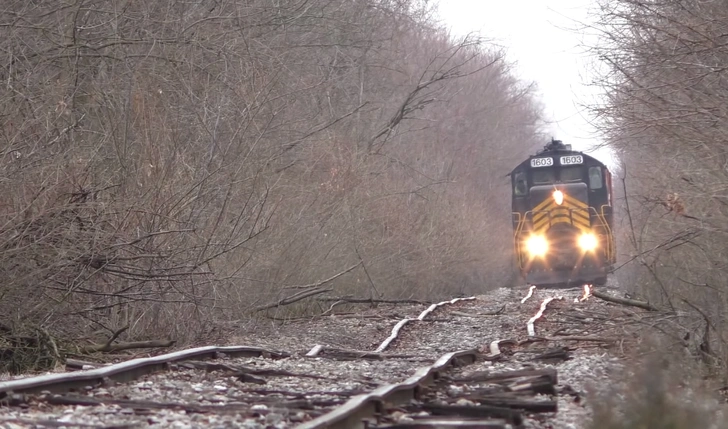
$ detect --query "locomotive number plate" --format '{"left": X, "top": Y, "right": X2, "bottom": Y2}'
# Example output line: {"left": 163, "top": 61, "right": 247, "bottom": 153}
{"left": 530, "top": 157, "right": 553, "bottom": 168}
{"left": 560, "top": 155, "right": 583, "bottom": 165}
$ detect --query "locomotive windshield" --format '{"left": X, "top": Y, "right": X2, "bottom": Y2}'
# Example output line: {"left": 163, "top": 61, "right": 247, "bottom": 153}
{"left": 531, "top": 166, "right": 583, "bottom": 185}
{"left": 589, "top": 166, "right": 603, "bottom": 189}
{"left": 559, "top": 166, "right": 583, "bottom": 182}
{"left": 532, "top": 168, "right": 555, "bottom": 184}
{"left": 514, "top": 171, "right": 527, "bottom": 196}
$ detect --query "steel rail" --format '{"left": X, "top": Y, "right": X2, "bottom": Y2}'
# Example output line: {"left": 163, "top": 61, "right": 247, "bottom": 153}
{"left": 375, "top": 297, "right": 476, "bottom": 353}
{"left": 297, "top": 348, "right": 480, "bottom": 429}
{"left": 0, "top": 345, "right": 287, "bottom": 398}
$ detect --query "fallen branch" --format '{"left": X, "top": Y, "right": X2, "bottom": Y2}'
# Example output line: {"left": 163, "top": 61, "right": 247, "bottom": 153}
{"left": 470, "top": 396, "right": 557, "bottom": 413}
{"left": 0, "top": 416, "right": 134, "bottom": 429}
{"left": 542, "top": 335, "right": 617, "bottom": 343}
{"left": 283, "top": 263, "right": 362, "bottom": 290}
{"left": 529, "top": 347, "right": 571, "bottom": 362}
{"left": 378, "top": 419, "right": 507, "bottom": 429}
{"left": 65, "top": 358, "right": 104, "bottom": 371}
{"left": 451, "top": 305, "right": 505, "bottom": 317}
{"left": 176, "top": 361, "right": 329, "bottom": 380}
{"left": 316, "top": 297, "right": 429, "bottom": 305}
{"left": 454, "top": 368, "right": 557, "bottom": 387}
{"left": 591, "top": 290, "right": 660, "bottom": 311}
{"left": 681, "top": 298, "right": 719, "bottom": 362}
{"left": 78, "top": 340, "right": 175, "bottom": 354}
{"left": 237, "top": 387, "right": 366, "bottom": 398}
{"left": 45, "top": 394, "right": 250, "bottom": 414}
{"left": 420, "top": 403, "right": 522, "bottom": 426}
{"left": 304, "top": 345, "right": 427, "bottom": 361}
{"left": 318, "top": 300, "right": 346, "bottom": 317}
{"left": 102, "top": 326, "right": 129, "bottom": 350}
{"left": 264, "top": 312, "right": 402, "bottom": 322}
{"left": 46, "top": 393, "right": 348, "bottom": 412}
{"left": 254, "top": 287, "right": 332, "bottom": 312}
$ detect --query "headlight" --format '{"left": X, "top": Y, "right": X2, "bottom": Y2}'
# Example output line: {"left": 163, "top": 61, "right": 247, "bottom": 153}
{"left": 525, "top": 235, "right": 548, "bottom": 257}
{"left": 552, "top": 190, "right": 564, "bottom": 205}
{"left": 578, "top": 233, "right": 598, "bottom": 251}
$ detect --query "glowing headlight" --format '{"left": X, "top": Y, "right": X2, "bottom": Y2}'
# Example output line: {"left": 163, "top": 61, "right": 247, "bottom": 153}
{"left": 525, "top": 235, "right": 548, "bottom": 257}
{"left": 578, "top": 233, "right": 598, "bottom": 252}
{"left": 552, "top": 190, "right": 564, "bottom": 205}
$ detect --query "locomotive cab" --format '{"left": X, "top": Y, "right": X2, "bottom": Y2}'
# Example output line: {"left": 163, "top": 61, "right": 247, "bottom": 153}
{"left": 511, "top": 139, "right": 615, "bottom": 287}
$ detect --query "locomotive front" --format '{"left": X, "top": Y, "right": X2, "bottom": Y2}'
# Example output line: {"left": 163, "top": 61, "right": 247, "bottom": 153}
{"left": 511, "top": 140, "right": 615, "bottom": 286}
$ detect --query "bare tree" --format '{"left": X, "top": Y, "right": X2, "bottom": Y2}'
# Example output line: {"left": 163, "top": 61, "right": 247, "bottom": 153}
{"left": 0, "top": 0, "right": 544, "bottom": 370}
{"left": 590, "top": 0, "right": 728, "bottom": 372}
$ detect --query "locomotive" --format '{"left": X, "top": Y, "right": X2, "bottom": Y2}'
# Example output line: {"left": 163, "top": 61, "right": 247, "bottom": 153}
{"left": 510, "top": 139, "right": 615, "bottom": 286}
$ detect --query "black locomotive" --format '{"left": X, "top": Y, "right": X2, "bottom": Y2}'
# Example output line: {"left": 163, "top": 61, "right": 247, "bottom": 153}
{"left": 510, "top": 139, "right": 615, "bottom": 286}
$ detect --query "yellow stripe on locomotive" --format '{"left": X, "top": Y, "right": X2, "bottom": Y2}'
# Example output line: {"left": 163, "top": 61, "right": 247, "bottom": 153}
{"left": 531, "top": 191, "right": 590, "bottom": 234}
{"left": 519, "top": 189, "right": 599, "bottom": 259}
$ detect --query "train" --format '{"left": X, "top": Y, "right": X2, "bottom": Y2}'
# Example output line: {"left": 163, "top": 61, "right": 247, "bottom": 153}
{"left": 510, "top": 139, "right": 616, "bottom": 287}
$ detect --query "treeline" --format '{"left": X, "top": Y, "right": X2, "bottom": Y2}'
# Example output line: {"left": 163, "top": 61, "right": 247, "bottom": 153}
{"left": 593, "top": 0, "right": 728, "bottom": 373}
{"left": 0, "top": 0, "right": 543, "bottom": 345}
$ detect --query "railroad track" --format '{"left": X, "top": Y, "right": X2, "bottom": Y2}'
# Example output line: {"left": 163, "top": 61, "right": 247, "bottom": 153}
{"left": 0, "top": 286, "right": 656, "bottom": 428}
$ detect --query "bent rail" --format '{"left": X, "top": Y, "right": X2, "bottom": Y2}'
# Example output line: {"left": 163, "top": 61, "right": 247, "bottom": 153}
{"left": 0, "top": 345, "right": 288, "bottom": 397}
{"left": 298, "top": 348, "right": 479, "bottom": 429}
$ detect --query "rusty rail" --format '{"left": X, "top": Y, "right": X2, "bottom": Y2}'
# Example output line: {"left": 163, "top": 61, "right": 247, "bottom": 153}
{"left": 0, "top": 345, "right": 287, "bottom": 397}
{"left": 375, "top": 297, "right": 476, "bottom": 352}
{"left": 297, "top": 348, "right": 480, "bottom": 429}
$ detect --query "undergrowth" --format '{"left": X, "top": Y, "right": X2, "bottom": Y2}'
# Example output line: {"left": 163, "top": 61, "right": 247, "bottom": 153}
{"left": 589, "top": 346, "right": 727, "bottom": 429}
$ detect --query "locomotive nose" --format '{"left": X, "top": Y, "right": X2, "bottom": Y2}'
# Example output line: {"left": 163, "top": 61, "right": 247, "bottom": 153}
{"left": 510, "top": 142, "right": 615, "bottom": 286}
{"left": 546, "top": 224, "right": 580, "bottom": 269}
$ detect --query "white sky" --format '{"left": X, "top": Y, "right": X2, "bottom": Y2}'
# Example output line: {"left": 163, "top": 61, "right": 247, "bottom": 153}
{"left": 435, "top": 0, "right": 614, "bottom": 165}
